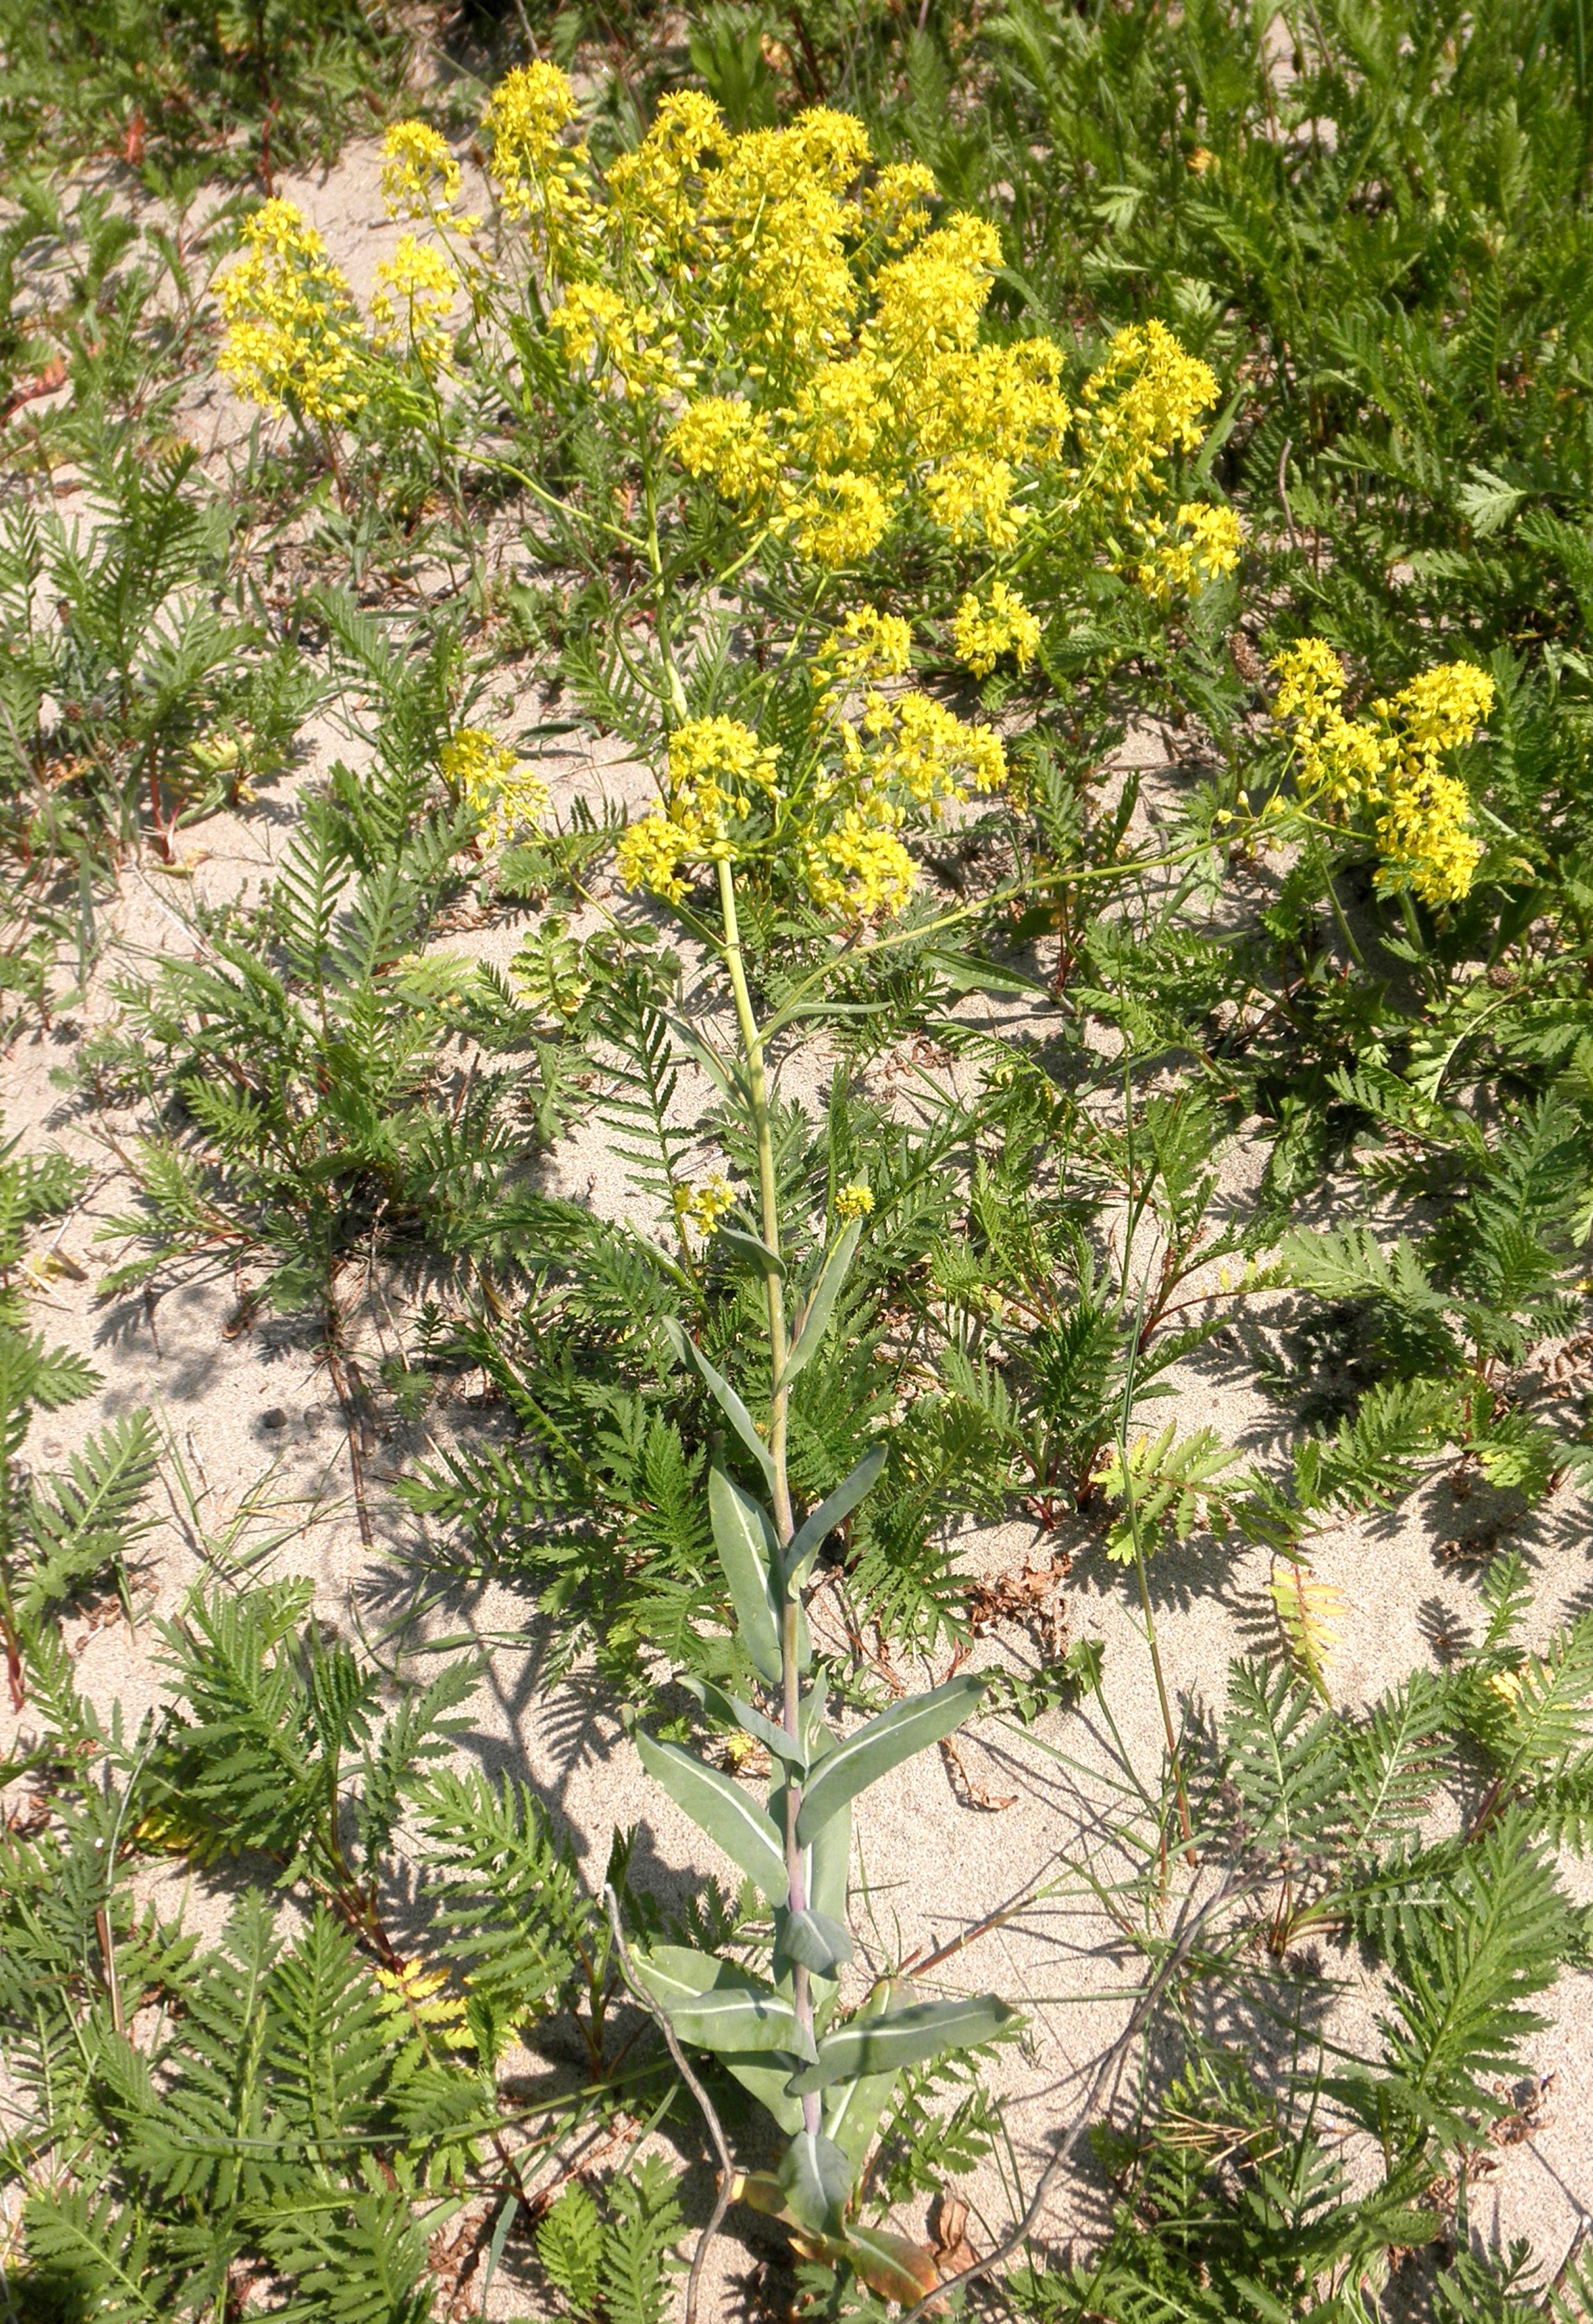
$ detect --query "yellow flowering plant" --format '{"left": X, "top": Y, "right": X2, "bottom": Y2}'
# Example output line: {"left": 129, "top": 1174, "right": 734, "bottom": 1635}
{"left": 452, "top": 69, "right": 1235, "bottom": 708}
{"left": 439, "top": 727, "right": 550, "bottom": 850}
{"left": 1267, "top": 639, "right": 1495, "bottom": 908}
{"left": 614, "top": 609, "right": 1007, "bottom": 925}
{"left": 214, "top": 147, "right": 479, "bottom": 520}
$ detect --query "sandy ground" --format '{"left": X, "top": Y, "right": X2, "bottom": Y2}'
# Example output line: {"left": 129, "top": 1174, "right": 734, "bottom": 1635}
{"left": 2, "top": 133, "right": 1590, "bottom": 2316}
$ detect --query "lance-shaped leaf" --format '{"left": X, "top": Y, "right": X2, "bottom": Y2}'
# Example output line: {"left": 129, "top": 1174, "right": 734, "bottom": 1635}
{"left": 820, "top": 1980, "right": 902, "bottom": 2172}
{"left": 779, "top": 1219, "right": 861, "bottom": 1390}
{"left": 632, "top": 1946, "right": 814, "bottom": 2064}
{"left": 664, "top": 1011, "right": 745, "bottom": 1107}
{"left": 682, "top": 1674, "right": 807, "bottom": 1771}
{"left": 636, "top": 1733, "right": 789, "bottom": 1903}
{"left": 786, "top": 1991, "right": 1015, "bottom": 2095}
{"left": 776, "top": 1909, "right": 854, "bottom": 1976}
{"left": 802, "top": 1669, "right": 829, "bottom": 1737}
{"left": 778, "top": 2130, "right": 853, "bottom": 2235}
{"left": 708, "top": 1467, "right": 783, "bottom": 1687}
{"left": 795, "top": 1674, "right": 987, "bottom": 1846}
{"left": 660, "top": 1317, "right": 775, "bottom": 1491}
{"left": 720, "top": 2055, "right": 804, "bottom": 2134}
{"left": 716, "top": 1226, "right": 784, "bottom": 1279}
{"left": 835, "top": 2225, "right": 941, "bottom": 2305}
{"left": 784, "top": 1445, "right": 886, "bottom": 1591}
{"left": 806, "top": 1744, "right": 850, "bottom": 1928}
{"left": 773, "top": 1728, "right": 850, "bottom": 1921}
{"left": 925, "top": 945, "right": 1050, "bottom": 999}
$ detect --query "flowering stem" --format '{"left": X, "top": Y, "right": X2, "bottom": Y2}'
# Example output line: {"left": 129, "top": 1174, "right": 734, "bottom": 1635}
{"left": 714, "top": 856, "right": 820, "bottom": 2129}
{"left": 1322, "top": 865, "right": 1365, "bottom": 968}
{"left": 714, "top": 858, "right": 791, "bottom": 1537}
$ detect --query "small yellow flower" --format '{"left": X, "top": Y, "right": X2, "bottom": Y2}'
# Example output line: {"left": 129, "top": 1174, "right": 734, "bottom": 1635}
{"left": 216, "top": 198, "right": 367, "bottom": 421}
{"left": 1140, "top": 502, "right": 1243, "bottom": 601}
{"left": 380, "top": 121, "right": 462, "bottom": 219}
{"left": 616, "top": 717, "right": 778, "bottom": 901}
{"left": 370, "top": 235, "right": 460, "bottom": 373}
{"left": 802, "top": 806, "right": 916, "bottom": 921}
{"left": 1187, "top": 146, "right": 1217, "bottom": 174}
{"left": 441, "top": 729, "right": 549, "bottom": 846}
{"left": 779, "top": 469, "right": 895, "bottom": 566}
{"left": 1076, "top": 321, "right": 1220, "bottom": 505}
{"left": 818, "top": 606, "right": 913, "bottom": 694}
{"left": 835, "top": 1182, "right": 875, "bottom": 1220}
{"left": 953, "top": 580, "right": 1041, "bottom": 677}
{"left": 670, "top": 398, "right": 781, "bottom": 503}
{"left": 674, "top": 1175, "right": 738, "bottom": 1236}
{"left": 1270, "top": 639, "right": 1492, "bottom": 906}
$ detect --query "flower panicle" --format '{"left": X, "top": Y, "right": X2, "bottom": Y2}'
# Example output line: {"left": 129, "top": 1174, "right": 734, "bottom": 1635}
{"left": 1270, "top": 639, "right": 1494, "bottom": 904}
{"left": 491, "top": 65, "right": 1215, "bottom": 575}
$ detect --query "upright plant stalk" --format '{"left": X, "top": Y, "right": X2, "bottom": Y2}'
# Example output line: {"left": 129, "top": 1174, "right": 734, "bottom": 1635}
{"left": 714, "top": 854, "right": 819, "bottom": 2128}
{"left": 629, "top": 833, "right": 1008, "bottom": 2309}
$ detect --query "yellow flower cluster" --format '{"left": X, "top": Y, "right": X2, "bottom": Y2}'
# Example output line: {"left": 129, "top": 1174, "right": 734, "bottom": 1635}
{"left": 216, "top": 198, "right": 367, "bottom": 421}
{"left": 834, "top": 1181, "right": 875, "bottom": 1220}
{"left": 1140, "top": 501, "right": 1244, "bottom": 601}
{"left": 616, "top": 618, "right": 1006, "bottom": 923}
{"left": 1271, "top": 641, "right": 1494, "bottom": 905}
{"left": 370, "top": 235, "right": 460, "bottom": 373}
{"left": 818, "top": 605, "right": 913, "bottom": 697}
{"left": 482, "top": 61, "right": 598, "bottom": 269}
{"left": 441, "top": 728, "right": 550, "bottom": 848}
{"left": 1371, "top": 661, "right": 1496, "bottom": 905}
{"left": 616, "top": 717, "right": 779, "bottom": 902}
{"left": 668, "top": 399, "right": 780, "bottom": 500}
{"left": 802, "top": 805, "right": 917, "bottom": 920}
{"left": 673, "top": 1175, "right": 737, "bottom": 1236}
{"left": 796, "top": 615, "right": 922, "bottom": 925}
{"left": 1270, "top": 639, "right": 1389, "bottom": 805}
{"left": 809, "top": 624, "right": 1006, "bottom": 917}
{"left": 847, "top": 688, "right": 1006, "bottom": 811}
{"left": 953, "top": 580, "right": 1041, "bottom": 677}
{"left": 549, "top": 280, "right": 688, "bottom": 400}
{"left": 1075, "top": 321, "right": 1218, "bottom": 505}
{"left": 482, "top": 69, "right": 1215, "bottom": 574}
{"left": 380, "top": 121, "right": 462, "bottom": 219}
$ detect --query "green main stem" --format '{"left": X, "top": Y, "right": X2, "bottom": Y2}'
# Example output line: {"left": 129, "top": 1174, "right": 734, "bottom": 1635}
{"left": 716, "top": 857, "right": 821, "bottom": 2137}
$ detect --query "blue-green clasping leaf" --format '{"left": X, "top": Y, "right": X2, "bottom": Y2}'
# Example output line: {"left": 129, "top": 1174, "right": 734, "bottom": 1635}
{"left": 716, "top": 1225, "right": 784, "bottom": 1279}
{"left": 786, "top": 1992, "right": 1015, "bottom": 2095}
{"left": 720, "top": 2056, "right": 805, "bottom": 2134}
{"left": 660, "top": 1317, "right": 776, "bottom": 1490}
{"left": 805, "top": 1727, "right": 850, "bottom": 1930}
{"left": 925, "top": 945, "right": 1050, "bottom": 999}
{"left": 794, "top": 1674, "right": 986, "bottom": 1846}
{"left": 777, "top": 1909, "right": 854, "bottom": 1976}
{"left": 632, "top": 1946, "right": 814, "bottom": 2063}
{"left": 779, "top": 1219, "right": 861, "bottom": 1390}
{"left": 777, "top": 2130, "right": 853, "bottom": 2234}
{"left": 636, "top": 1733, "right": 788, "bottom": 1904}
{"left": 784, "top": 1445, "right": 886, "bottom": 1591}
{"left": 707, "top": 1467, "right": 782, "bottom": 1687}
{"left": 820, "top": 1979, "right": 903, "bottom": 2172}
{"left": 663, "top": 1012, "right": 743, "bottom": 1107}
{"left": 681, "top": 1674, "right": 807, "bottom": 1771}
